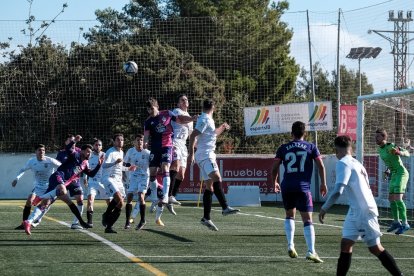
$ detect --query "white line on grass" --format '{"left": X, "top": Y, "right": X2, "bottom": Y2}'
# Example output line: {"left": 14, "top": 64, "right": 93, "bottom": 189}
{"left": 43, "top": 215, "right": 167, "bottom": 276}
{"left": 132, "top": 255, "right": 414, "bottom": 260}
{"left": 207, "top": 207, "right": 414, "bottom": 238}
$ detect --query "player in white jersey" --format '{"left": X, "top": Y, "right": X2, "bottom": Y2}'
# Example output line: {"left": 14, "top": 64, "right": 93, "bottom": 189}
{"left": 188, "top": 99, "right": 240, "bottom": 231}
{"left": 319, "top": 135, "right": 403, "bottom": 276}
{"left": 101, "top": 133, "right": 136, "bottom": 233}
{"left": 84, "top": 138, "right": 110, "bottom": 227}
{"left": 167, "top": 94, "right": 194, "bottom": 215}
{"left": 123, "top": 134, "right": 151, "bottom": 230}
{"left": 12, "top": 144, "right": 61, "bottom": 229}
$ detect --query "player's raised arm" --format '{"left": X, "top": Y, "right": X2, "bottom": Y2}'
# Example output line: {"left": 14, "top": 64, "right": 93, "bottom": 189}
{"left": 215, "top": 122, "right": 230, "bottom": 136}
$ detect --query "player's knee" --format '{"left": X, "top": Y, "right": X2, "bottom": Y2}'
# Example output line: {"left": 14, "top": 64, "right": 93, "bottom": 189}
{"left": 303, "top": 220, "right": 313, "bottom": 227}
{"left": 368, "top": 245, "right": 383, "bottom": 256}
{"left": 56, "top": 185, "right": 67, "bottom": 196}
{"left": 340, "top": 239, "right": 354, "bottom": 253}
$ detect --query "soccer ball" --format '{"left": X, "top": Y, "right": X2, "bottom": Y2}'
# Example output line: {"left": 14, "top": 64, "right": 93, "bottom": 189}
{"left": 123, "top": 61, "right": 138, "bottom": 75}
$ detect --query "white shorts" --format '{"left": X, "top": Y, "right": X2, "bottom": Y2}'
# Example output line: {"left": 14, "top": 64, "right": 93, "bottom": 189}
{"left": 172, "top": 143, "right": 188, "bottom": 168}
{"left": 88, "top": 179, "right": 110, "bottom": 199}
{"left": 31, "top": 185, "right": 48, "bottom": 197}
{"left": 103, "top": 176, "right": 126, "bottom": 198}
{"left": 342, "top": 211, "right": 382, "bottom": 247}
{"left": 128, "top": 174, "right": 150, "bottom": 194}
{"left": 196, "top": 158, "right": 219, "bottom": 181}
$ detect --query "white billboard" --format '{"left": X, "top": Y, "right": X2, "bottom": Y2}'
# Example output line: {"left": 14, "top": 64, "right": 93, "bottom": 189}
{"left": 244, "top": 101, "right": 333, "bottom": 136}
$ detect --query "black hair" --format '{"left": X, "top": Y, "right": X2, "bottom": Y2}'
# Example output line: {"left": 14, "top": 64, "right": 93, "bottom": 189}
{"left": 113, "top": 133, "right": 124, "bottom": 141}
{"left": 334, "top": 135, "right": 352, "bottom": 148}
{"left": 375, "top": 128, "right": 387, "bottom": 139}
{"left": 177, "top": 94, "right": 187, "bottom": 103}
{"left": 203, "top": 99, "right": 214, "bottom": 110}
{"left": 146, "top": 97, "right": 159, "bottom": 108}
{"left": 291, "top": 121, "right": 305, "bottom": 139}
{"left": 34, "top": 144, "right": 45, "bottom": 150}
{"left": 81, "top": 144, "right": 93, "bottom": 151}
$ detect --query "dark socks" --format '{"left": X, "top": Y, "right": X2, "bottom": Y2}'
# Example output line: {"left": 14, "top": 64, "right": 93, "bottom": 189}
{"left": 125, "top": 203, "right": 132, "bottom": 222}
{"left": 107, "top": 207, "right": 121, "bottom": 228}
{"left": 87, "top": 210, "right": 93, "bottom": 224}
{"left": 68, "top": 202, "right": 86, "bottom": 224}
{"left": 172, "top": 178, "right": 182, "bottom": 197}
{"left": 378, "top": 250, "right": 403, "bottom": 276}
{"left": 139, "top": 204, "right": 146, "bottom": 222}
{"left": 169, "top": 170, "right": 178, "bottom": 196}
{"left": 23, "top": 205, "right": 31, "bottom": 221}
{"left": 213, "top": 181, "right": 228, "bottom": 209}
{"left": 203, "top": 190, "right": 213, "bottom": 220}
{"left": 337, "top": 252, "right": 352, "bottom": 276}
{"left": 105, "top": 199, "right": 118, "bottom": 214}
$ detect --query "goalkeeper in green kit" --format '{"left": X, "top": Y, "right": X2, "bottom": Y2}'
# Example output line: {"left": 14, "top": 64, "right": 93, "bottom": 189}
{"left": 375, "top": 128, "right": 410, "bottom": 235}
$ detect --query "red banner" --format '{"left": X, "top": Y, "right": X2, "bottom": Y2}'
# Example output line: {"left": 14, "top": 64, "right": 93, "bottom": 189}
{"left": 338, "top": 104, "right": 357, "bottom": 140}
{"left": 177, "top": 157, "right": 274, "bottom": 194}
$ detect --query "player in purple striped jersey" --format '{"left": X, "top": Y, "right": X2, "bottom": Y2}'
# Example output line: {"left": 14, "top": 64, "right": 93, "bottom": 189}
{"left": 23, "top": 135, "right": 103, "bottom": 235}
{"left": 56, "top": 134, "right": 85, "bottom": 230}
{"left": 272, "top": 121, "right": 327, "bottom": 263}
{"left": 144, "top": 97, "right": 196, "bottom": 226}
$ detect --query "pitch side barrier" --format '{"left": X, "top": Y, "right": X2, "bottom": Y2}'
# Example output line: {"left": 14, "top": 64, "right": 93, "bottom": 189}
{"left": 1, "top": 153, "right": 412, "bottom": 208}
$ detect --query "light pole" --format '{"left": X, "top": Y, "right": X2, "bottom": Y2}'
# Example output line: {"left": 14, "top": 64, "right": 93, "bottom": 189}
{"left": 346, "top": 47, "right": 382, "bottom": 96}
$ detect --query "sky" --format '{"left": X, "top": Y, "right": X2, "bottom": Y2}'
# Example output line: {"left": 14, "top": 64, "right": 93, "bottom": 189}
{"left": 0, "top": 0, "right": 411, "bottom": 92}
{"left": 0, "top": 0, "right": 390, "bottom": 20}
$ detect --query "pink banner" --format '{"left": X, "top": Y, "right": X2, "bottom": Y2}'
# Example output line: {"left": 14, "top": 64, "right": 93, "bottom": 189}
{"left": 338, "top": 104, "right": 357, "bottom": 140}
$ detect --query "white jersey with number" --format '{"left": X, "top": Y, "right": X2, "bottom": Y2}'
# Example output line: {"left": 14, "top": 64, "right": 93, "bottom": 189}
{"left": 171, "top": 108, "right": 193, "bottom": 146}
{"left": 336, "top": 155, "right": 379, "bottom": 217}
{"left": 124, "top": 147, "right": 150, "bottom": 176}
{"left": 102, "top": 147, "right": 124, "bottom": 180}
{"left": 15, "top": 156, "right": 61, "bottom": 189}
{"left": 194, "top": 112, "right": 216, "bottom": 161}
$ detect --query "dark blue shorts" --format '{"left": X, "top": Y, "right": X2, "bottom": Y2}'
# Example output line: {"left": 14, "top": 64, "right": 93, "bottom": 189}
{"left": 67, "top": 182, "right": 83, "bottom": 197}
{"left": 149, "top": 147, "right": 172, "bottom": 167}
{"left": 46, "top": 173, "right": 83, "bottom": 197}
{"left": 281, "top": 190, "right": 313, "bottom": 212}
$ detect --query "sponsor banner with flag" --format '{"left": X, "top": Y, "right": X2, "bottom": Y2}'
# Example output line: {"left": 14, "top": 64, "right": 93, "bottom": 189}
{"left": 244, "top": 101, "right": 333, "bottom": 136}
{"left": 338, "top": 104, "right": 357, "bottom": 140}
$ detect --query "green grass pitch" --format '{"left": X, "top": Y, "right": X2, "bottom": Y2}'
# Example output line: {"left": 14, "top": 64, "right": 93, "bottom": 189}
{"left": 0, "top": 200, "right": 413, "bottom": 275}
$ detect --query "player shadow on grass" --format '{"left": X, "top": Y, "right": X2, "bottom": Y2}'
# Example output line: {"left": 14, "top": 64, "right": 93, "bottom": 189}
{"left": 378, "top": 218, "right": 413, "bottom": 227}
{"left": 143, "top": 228, "right": 194, "bottom": 243}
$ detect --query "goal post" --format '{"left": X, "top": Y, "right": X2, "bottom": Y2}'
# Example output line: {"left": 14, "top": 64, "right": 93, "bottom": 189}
{"left": 356, "top": 87, "right": 414, "bottom": 212}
